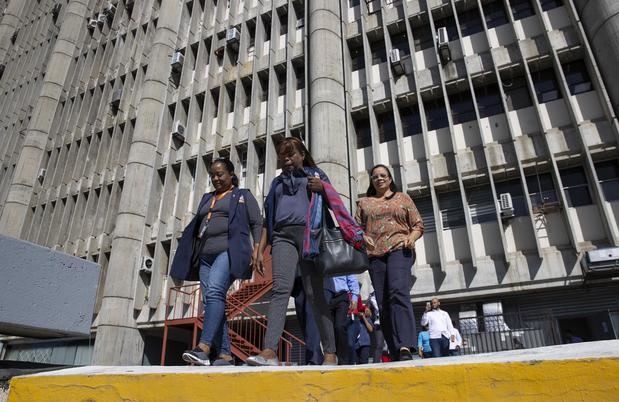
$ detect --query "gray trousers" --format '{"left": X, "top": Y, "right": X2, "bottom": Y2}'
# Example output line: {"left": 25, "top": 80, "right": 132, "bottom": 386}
{"left": 264, "top": 225, "right": 336, "bottom": 354}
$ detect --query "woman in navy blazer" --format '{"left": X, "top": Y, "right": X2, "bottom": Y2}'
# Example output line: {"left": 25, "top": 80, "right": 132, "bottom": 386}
{"left": 170, "top": 158, "right": 262, "bottom": 366}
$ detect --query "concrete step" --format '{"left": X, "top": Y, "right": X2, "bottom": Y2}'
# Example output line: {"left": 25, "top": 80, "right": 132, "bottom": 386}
{"left": 5, "top": 340, "right": 619, "bottom": 402}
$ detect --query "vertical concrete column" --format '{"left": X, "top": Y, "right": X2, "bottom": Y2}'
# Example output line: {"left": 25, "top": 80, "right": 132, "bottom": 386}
{"left": 574, "top": 0, "right": 619, "bottom": 114}
{"left": 92, "top": 0, "right": 183, "bottom": 365}
{"left": 0, "top": 0, "right": 88, "bottom": 237}
{"left": 0, "top": 0, "right": 25, "bottom": 64}
{"left": 308, "top": 0, "right": 350, "bottom": 203}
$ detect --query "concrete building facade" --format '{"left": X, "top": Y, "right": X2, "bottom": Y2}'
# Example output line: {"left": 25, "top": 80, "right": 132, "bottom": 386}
{"left": 0, "top": 0, "right": 618, "bottom": 365}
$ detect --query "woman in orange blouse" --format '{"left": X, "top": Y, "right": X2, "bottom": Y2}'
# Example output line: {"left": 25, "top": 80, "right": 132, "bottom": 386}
{"left": 355, "top": 164, "right": 424, "bottom": 361}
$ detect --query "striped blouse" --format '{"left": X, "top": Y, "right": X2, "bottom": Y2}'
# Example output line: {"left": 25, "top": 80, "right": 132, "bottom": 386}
{"left": 355, "top": 192, "right": 424, "bottom": 258}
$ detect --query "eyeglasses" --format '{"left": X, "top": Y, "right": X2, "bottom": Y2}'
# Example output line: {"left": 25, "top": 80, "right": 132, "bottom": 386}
{"left": 371, "top": 174, "right": 390, "bottom": 181}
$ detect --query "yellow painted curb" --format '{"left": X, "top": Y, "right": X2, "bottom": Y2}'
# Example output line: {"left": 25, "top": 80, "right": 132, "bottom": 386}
{"left": 8, "top": 358, "right": 619, "bottom": 402}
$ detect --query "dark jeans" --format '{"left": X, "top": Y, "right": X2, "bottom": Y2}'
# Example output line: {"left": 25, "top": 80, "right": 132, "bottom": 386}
{"left": 368, "top": 249, "right": 417, "bottom": 359}
{"left": 430, "top": 336, "right": 450, "bottom": 358}
{"left": 371, "top": 327, "right": 385, "bottom": 363}
{"left": 292, "top": 277, "right": 323, "bottom": 365}
{"left": 324, "top": 290, "right": 353, "bottom": 365}
{"left": 356, "top": 345, "right": 370, "bottom": 364}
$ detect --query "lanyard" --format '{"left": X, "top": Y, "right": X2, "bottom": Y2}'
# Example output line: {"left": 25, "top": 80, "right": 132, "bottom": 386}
{"left": 206, "top": 188, "right": 233, "bottom": 222}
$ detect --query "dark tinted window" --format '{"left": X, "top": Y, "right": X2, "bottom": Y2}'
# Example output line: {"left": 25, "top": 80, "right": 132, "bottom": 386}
{"left": 562, "top": 60, "right": 592, "bottom": 95}
{"left": 484, "top": 1, "right": 508, "bottom": 29}
{"left": 424, "top": 98, "right": 449, "bottom": 130}
{"left": 526, "top": 173, "right": 558, "bottom": 207}
{"left": 458, "top": 8, "right": 484, "bottom": 37}
{"left": 370, "top": 40, "right": 387, "bottom": 64}
{"left": 449, "top": 91, "right": 476, "bottom": 124}
{"left": 391, "top": 32, "right": 410, "bottom": 57}
{"left": 560, "top": 166, "right": 592, "bottom": 207}
{"left": 354, "top": 117, "right": 371, "bottom": 148}
{"left": 349, "top": 45, "right": 365, "bottom": 71}
{"left": 468, "top": 186, "right": 497, "bottom": 224}
{"left": 540, "top": 0, "right": 562, "bottom": 11}
{"left": 415, "top": 197, "right": 436, "bottom": 232}
{"left": 377, "top": 111, "right": 397, "bottom": 143}
{"left": 510, "top": 0, "right": 535, "bottom": 20}
{"left": 504, "top": 76, "right": 532, "bottom": 110}
{"left": 400, "top": 105, "right": 422, "bottom": 137}
{"left": 439, "top": 191, "right": 466, "bottom": 229}
{"left": 596, "top": 160, "right": 619, "bottom": 201}
{"left": 475, "top": 83, "right": 504, "bottom": 117}
{"left": 533, "top": 68, "right": 562, "bottom": 103}
{"left": 412, "top": 23, "right": 434, "bottom": 51}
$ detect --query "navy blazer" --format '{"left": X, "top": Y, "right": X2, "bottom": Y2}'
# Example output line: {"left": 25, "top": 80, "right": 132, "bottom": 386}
{"left": 169, "top": 187, "right": 255, "bottom": 281}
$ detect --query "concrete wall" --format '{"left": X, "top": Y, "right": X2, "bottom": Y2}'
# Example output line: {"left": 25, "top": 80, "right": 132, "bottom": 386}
{"left": 0, "top": 235, "right": 100, "bottom": 337}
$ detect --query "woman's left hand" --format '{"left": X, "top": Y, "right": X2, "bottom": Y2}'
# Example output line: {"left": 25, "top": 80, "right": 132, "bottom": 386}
{"left": 307, "top": 176, "right": 324, "bottom": 193}
{"left": 403, "top": 233, "right": 416, "bottom": 249}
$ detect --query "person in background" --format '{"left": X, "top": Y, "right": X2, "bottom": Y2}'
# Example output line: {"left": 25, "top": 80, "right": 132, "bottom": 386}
{"left": 449, "top": 321, "right": 463, "bottom": 356}
{"left": 368, "top": 291, "right": 385, "bottom": 363}
{"left": 355, "top": 164, "right": 424, "bottom": 361}
{"left": 248, "top": 138, "right": 337, "bottom": 366}
{"left": 324, "top": 275, "right": 359, "bottom": 365}
{"left": 292, "top": 276, "right": 323, "bottom": 365}
{"left": 564, "top": 329, "right": 583, "bottom": 344}
{"left": 354, "top": 305, "right": 374, "bottom": 364}
{"left": 417, "top": 324, "right": 432, "bottom": 359}
{"left": 421, "top": 298, "right": 455, "bottom": 358}
{"left": 170, "top": 158, "right": 262, "bottom": 366}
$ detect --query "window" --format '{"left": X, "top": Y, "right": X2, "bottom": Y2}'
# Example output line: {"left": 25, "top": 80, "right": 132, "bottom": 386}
{"left": 475, "top": 84, "right": 504, "bottom": 118}
{"left": 595, "top": 160, "right": 619, "bottom": 202}
{"left": 510, "top": 0, "right": 535, "bottom": 20}
{"left": 295, "top": 66, "right": 305, "bottom": 90}
{"left": 349, "top": 45, "right": 365, "bottom": 71}
{"left": 414, "top": 197, "right": 436, "bottom": 232}
{"left": 377, "top": 111, "right": 397, "bottom": 143}
{"left": 391, "top": 32, "right": 410, "bottom": 57}
{"left": 526, "top": 173, "right": 558, "bottom": 207}
{"left": 439, "top": 192, "right": 466, "bottom": 230}
{"left": 560, "top": 166, "right": 592, "bottom": 207}
{"left": 533, "top": 68, "right": 562, "bottom": 103}
{"left": 424, "top": 98, "right": 449, "bottom": 130}
{"left": 449, "top": 91, "right": 476, "bottom": 124}
{"left": 540, "top": 0, "right": 562, "bottom": 11}
{"left": 458, "top": 8, "right": 484, "bottom": 37}
{"left": 400, "top": 105, "right": 422, "bottom": 136}
{"left": 412, "top": 23, "right": 433, "bottom": 52}
{"left": 370, "top": 40, "right": 387, "bottom": 64}
{"left": 562, "top": 60, "right": 593, "bottom": 95}
{"left": 468, "top": 186, "right": 497, "bottom": 224}
{"left": 484, "top": 1, "right": 508, "bottom": 29}
{"left": 495, "top": 180, "right": 528, "bottom": 216}
{"left": 504, "top": 76, "right": 532, "bottom": 110}
{"left": 354, "top": 117, "right": 371, "bottom": 148}
{"left": 349, "top": 0, "right": 360, "bottom": 7}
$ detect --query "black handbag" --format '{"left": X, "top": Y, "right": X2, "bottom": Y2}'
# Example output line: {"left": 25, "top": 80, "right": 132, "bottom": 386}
{"left": 317, "top": 207, "right": 369, "bottom": 277}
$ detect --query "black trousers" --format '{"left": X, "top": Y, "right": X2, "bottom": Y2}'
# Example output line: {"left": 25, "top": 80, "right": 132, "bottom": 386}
{"left": 368, "top": 248, "right": 417, "bottom": 359}
{"left": 292, "top": 277, "right": 323, "bottom": 365}
{"left": 324, "top": 290, "right": 353, "bottom": 365}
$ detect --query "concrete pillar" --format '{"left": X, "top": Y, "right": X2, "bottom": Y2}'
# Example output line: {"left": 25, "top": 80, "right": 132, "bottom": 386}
{"left": 574, "top": 0, "right": 619, "bottom": 115}
{"left": 92, "top": 0, "right": 183, "bottom": 365}
{"left": 0, "top": 0, "right": 25, "bottom": 64}
{"left": 308, "top": 0, "right": 350, "bottom": 204}
{"left": 0, "top": 0, "right": 89, "bottom": 237}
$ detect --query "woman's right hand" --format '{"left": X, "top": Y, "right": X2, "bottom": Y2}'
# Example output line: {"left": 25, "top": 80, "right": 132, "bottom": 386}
{"left": 253, "top": 252, "right": 265, "bottom": 277}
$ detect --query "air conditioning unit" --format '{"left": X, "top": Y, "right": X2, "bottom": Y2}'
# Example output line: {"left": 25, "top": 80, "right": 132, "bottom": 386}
{"left": 139, "top": 256, "right": 154, "bottom": 275}
{"left": 170, "top": 51, "right": 184, "bottom": 73}
{"left": 104, "top": 3, "right": 116, "bottom": 18}
{"left": 436, "top": 27, "right": 451, "bottom": 64}
{"left": 583, "top": 247, "right": 619, "bottom": 277}
{"left": 37, "top": 168, "right": 47, "bottom": 183}
{"left": 97, "top": 13, "right": 107, "bottom": 25}
{"left": 88, "top": 18, "right": 98, "bottom": 30}
{"left": 389, "top": 48, "right": 405, "bottom": 76}
{"left": 111, "top": 89, "right": 122, "bottom": 111}
{"left": 226, "top": 27, "right": 240, "bottom": 44}
{"left": 52, "top": 4, "right": 62, "bottom": 21}
{"left": 498, "top": 193, "right": 514, "bottom": 218}
{"left": 296, "top": 18, "right": 304, "bottom": 29}
{"left": 172, "top": 120, "right": 185, "bottom": 144}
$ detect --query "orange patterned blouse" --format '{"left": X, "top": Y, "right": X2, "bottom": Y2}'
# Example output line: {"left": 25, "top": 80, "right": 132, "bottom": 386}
{"left": 355, "top": 192, "right": 424, "bottom": 258}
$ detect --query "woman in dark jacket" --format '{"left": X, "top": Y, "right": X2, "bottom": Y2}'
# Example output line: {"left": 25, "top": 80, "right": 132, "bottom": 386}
{"left": 170, "top": 158, "right": 262, "bottom": 366}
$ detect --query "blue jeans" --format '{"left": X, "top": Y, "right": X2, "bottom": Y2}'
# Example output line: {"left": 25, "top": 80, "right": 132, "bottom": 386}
{"left": 430, "top": 336, "right": 450, "bottom": 358}
{"left": 199, "top": 252, "right": 233, "bottom": 356}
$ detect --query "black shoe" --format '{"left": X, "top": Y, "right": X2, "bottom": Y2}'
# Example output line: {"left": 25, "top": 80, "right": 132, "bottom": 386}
{"left": 182, "top": 348, "right": 211, "bottom": 366}
{"left": 399, "top": 347, "right": 413, "bottom": 361}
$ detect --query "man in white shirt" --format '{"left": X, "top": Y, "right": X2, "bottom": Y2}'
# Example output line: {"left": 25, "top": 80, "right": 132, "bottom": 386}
{"left": 420, "top": 298, "right": 454, "bottom": 358}
{"left": 449, "top": 321, "right": 462, "bottom": 356}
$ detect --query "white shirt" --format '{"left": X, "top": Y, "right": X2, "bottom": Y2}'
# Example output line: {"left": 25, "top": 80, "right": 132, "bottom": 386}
{"left": 449, "top": 327, "right": 462, "bottom": 350}
{"left": 421, "top": 309, "right": 454, "bottom": 340}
